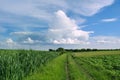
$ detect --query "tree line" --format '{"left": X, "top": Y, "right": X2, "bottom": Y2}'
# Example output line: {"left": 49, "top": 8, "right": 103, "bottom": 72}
{"left": 49, "top": 47, "right": 120, "bottom": 52}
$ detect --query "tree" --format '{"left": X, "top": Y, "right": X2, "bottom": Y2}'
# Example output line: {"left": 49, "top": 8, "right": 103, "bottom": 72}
{"left": 56, "top": 47, "right": 65, "bottom": 52}
{"left": 49, "top": 49, "right": 54, "bottom": 51}
{"left": 56, "top": 47, "right": 65, "bottom": 54}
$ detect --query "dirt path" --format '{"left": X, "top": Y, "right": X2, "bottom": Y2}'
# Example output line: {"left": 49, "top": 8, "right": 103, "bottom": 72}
{"left": 65, "top": 54, "right": 70, "bottom": 80}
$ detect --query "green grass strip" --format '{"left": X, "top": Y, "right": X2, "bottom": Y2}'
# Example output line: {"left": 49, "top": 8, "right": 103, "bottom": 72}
{"left": 24, "top": 54, "right": 67, "bottom": 80}
{"left": 68, "top": 54, "right": 88, "bottom": 80}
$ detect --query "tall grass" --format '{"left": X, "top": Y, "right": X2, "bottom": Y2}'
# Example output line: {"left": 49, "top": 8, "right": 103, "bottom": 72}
{"left": 0, "top": 49, "right": 59, "bottom": 80}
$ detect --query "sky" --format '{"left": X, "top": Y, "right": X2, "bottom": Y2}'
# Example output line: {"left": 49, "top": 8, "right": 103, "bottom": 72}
{"left": 0, "top": 0, "right": 120, "bottom": 50}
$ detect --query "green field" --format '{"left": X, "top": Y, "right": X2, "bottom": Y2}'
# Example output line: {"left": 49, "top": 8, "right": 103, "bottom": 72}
{"left": 0, "top": 50, "right": 120, "bottom": 80}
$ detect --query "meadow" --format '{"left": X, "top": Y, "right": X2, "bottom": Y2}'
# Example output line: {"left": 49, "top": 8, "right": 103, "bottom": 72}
{"left": 0, "top": 49, "right": 120, "bottom": 80}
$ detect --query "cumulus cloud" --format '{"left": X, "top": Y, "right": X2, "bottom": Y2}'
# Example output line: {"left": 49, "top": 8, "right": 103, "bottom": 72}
{"left": 6, "top": 38, "right": 15, "bottom": 45}
{"left": 10, "top": 10, "right": 93, "bottom": 45}
{"left": 48, "top": 10, "right": 93, "bottom": 44}
{"left": 101, "top": 18, "right": 117, "bottom": 22}
{"left": 23, "top": 37, "right": 34, "bottom": 44}
{"left": 10, "top": 31, "right": 44, "bottom": 44}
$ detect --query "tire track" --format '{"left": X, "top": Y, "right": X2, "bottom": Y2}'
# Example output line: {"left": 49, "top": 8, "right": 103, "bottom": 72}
{"left": 65, "top": 54, "right": 70, "bottom": 80}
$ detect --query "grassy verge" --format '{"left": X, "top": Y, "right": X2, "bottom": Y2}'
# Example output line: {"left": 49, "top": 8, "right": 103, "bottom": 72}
{"left": 24, "top": 54, "right": 67, "bottom": 80}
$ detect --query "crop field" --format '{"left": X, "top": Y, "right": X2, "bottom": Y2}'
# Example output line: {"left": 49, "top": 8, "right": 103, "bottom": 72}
{"left": 0, "top": 50, "right": 59, "bottom": 80}
{"left": 72, "top": 51, "right": 120, "bottom": 80}
{"left": 0, "top": 50, "right": 120, "bottom": 80}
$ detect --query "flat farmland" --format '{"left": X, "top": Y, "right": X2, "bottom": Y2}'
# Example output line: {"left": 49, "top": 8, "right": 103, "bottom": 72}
{"left": 0, "top": 50, "right": 120, "bottom": 80}
{"left": 72, "top": 51, "right": 120, "bottom": 80}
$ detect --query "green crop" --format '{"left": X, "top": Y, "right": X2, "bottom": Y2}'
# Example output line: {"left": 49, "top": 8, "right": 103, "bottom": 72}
{"left": 73, "top": 51, "right": 120, "bottom": 80}
{"left": 0, "top": 49, "right": 59, "bottom": 80}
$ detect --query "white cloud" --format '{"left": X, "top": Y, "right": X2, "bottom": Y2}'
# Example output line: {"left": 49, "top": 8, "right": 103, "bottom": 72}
{"left": 10, "top": 31, "right": 46, "bottom": 44}
{"left": 1, "top": 35, "right": 120, "bottom": 50}
{"left": 22, "top": 37, "right": 42, "bottom": 44}
{"left": 53, "top": 38, "right": 90, "bottom": 44}
{"left": 0, "top": 0, "right": 114, "bottom": 20}
{"left": 101, "top": 18, "right": 117, "bottom": 22}
{"left": 67, "top": 0, "right": 114, "bottom": 16}
{"left": 0, "top": 0, "right": 48, "bottom": 20}
{"left": 93, "top": 36, "right": 120, "bottom": 44}
{"left": 11, "top": 32, "right": 33, "bottom": 35}
{"left": 48, "top": 10, "right": 93, "bottom": 44}
{"left": 10, "top": 10, "right": 93, "bottom": 45}
{"left": 6, "top": 38, "right": 15, "bottom": 45}
{"left": 0, "top": 0, "right": 117, "bottom": 49}
{"left": 0, "top": 0, "right": 67, "bottom": 21}
{"left": 23, "top": 37, "right": 34, "bottom": 44}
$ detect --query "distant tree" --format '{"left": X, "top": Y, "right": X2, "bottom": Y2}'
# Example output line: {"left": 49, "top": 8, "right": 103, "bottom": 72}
{"left": 81, "top": 48, "right": 86, "bottom": 52}
{"left": 92, "top": 49, "right": 98, "bottom": 51}
{"left": 56, "top": 47, "right": 65, "bottom": 54}
{"left": 49, "top": 49, "right": 54, "bottom": 51}
{"left": 74, "top": 49, "right": 79, "bottom": 52}
{"left": 86, "top": 48, "right": 91, "bottom": 51}
{"left": 56, "top": 47, "right": 65, "bottom": 52}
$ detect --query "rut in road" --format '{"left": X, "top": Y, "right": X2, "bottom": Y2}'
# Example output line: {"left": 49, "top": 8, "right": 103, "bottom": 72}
{"left": 66, "top": 54, "right": 70, "bottom": 80}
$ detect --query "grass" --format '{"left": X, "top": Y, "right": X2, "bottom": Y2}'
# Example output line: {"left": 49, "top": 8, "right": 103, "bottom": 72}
{"left": 24, "top": 54, "right": 67, "bottom": 80}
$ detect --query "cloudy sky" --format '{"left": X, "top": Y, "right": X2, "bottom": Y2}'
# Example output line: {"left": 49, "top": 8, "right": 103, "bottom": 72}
{"left": 0, "top": 0, "right": 120, "bottom": 50}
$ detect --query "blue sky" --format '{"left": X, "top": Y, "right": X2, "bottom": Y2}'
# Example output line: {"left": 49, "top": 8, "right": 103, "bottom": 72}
{"left": 0, "top": 0, "right": 120, "bottom": 50}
